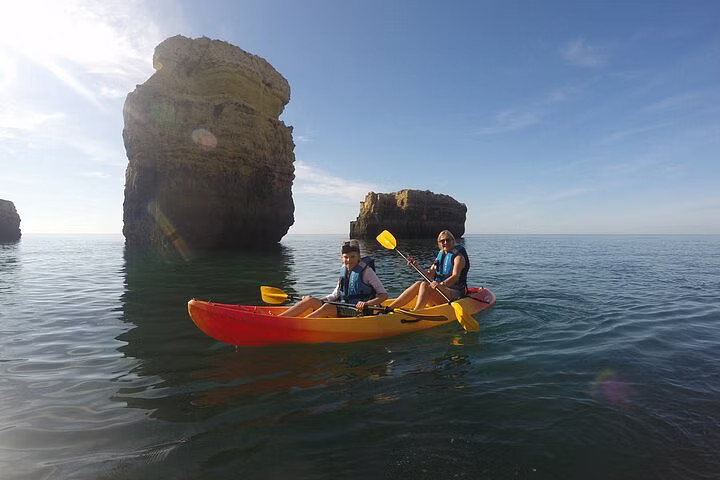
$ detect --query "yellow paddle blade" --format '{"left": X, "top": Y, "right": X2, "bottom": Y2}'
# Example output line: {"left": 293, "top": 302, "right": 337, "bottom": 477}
{"left": 260, "top": 286, "right": 289, "bottom": 304}
{"left": 452, "top": 302, "right": 480, "bottom": 332}
{"left": 376, "top": 230, "right": 397, "bottom": 250}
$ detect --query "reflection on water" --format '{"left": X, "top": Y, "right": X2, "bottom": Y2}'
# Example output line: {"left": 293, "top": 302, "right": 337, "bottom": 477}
{"left": 115, "top": 239, "right": 413, "bottom": 424}
{"left": 188, "top": 347, "right": 394, "bottom": 408}
{"left": 116, "top": 245, "right": 296, "bottom": 413}
{"left": 0, "top": 242, "right": 20, "bottom": 298}
{"left": 115, "top": 238, "right": 413, "bottom": 426}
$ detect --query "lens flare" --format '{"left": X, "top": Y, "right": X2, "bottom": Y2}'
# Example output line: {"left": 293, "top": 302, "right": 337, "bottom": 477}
{"left": 147, "top": 200, "right": 192, "bottom": 261}
{"left": 591, "top": 369, "right": 634, "bottom": 408}
{"left": 191, "top": 128, "right": 217, "bottom": 150}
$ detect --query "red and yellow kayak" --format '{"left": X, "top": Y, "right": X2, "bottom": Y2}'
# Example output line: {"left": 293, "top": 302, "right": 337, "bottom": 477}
{"left": 188, "top": 287, "right": 495, "bottom": 347}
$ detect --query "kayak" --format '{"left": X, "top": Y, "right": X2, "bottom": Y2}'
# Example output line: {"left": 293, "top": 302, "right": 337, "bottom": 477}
{"left": 187, "top": 287, "right": 495, "bottom": 347}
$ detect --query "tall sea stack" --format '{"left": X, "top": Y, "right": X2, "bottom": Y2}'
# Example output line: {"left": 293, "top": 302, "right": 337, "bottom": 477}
{"left": 122, "top": 35, "right": 295, "bottom": 251}
{"left": 0, "top": 199, "right": 21, "bottom": 243}
{"left": 350, "top": 190, "right": 466, "bottom": 239}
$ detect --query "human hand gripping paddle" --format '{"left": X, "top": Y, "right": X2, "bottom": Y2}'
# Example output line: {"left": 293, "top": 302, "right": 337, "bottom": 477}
{"left": 375, "top": 230, "right": 480, "bottom": 332}
{"left": 259, "top": 286, "right": 448, "bottom": 321}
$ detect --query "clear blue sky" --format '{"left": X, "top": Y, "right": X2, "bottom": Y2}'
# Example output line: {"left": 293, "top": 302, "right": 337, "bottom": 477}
{"left": 1, "top": 0, "right": 718, "bottom": 234}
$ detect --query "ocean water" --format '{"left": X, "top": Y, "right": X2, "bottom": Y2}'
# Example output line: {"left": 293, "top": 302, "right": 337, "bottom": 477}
{"left": 0, "top": 234, "right": 719, "bottom": 479}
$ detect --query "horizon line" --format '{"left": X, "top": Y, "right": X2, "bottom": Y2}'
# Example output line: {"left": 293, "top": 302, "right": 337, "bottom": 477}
{"left": 18, "top": 232, "right": 720, "bottom": 236}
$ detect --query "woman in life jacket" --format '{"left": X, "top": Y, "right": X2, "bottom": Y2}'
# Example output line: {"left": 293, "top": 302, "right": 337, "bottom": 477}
{"left": 279, "top": 240, "right": 388, "bottom": 318}
{"left": 386, "top": 230, "right": 469, "bottom": 311}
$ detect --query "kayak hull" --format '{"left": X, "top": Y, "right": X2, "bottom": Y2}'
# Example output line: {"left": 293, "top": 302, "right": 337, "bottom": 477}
{"left": 188, "top": 287, "right": 495, "bottom": 347}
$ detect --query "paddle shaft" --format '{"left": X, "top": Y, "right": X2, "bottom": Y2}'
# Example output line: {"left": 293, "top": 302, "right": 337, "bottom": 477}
{"left": 326, "top": 300, "right": 382, "bottom": 311}
{"left": 283, "top": 294, "right": 379, "bottom": 312}
{"left": 394, "top": 249, "right": 453, "bottom": 304}
{"left": 263, "top": 280, "right": 450, "bottom": 321}
{"left": 281, "top": 292, "right": 446, "bottom": 320}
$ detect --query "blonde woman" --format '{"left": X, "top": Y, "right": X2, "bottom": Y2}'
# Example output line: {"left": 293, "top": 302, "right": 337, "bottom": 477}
{"left": 386, "top": 230, "right": 469, "bottom": 311}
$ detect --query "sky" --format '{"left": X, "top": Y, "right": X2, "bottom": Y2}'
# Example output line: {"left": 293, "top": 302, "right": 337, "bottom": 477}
{"left": 1, "top": 0, "right": 718, "bottom": 234}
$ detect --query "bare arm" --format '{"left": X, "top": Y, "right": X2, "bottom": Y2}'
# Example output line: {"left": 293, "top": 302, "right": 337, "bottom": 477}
{"left": 407, "top": 255, "right": 437, "bottom": 280}
{"left": 323, "top": 281, "right": 341, "bottom": 302}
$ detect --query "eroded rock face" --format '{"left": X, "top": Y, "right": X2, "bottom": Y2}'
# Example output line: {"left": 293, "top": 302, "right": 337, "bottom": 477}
{"left": 0, "top": 199, "right": 21, "bottom": 243}
{"left": 123, "top": 35, "right": 295, "bottom": 251}
{"left": 350, "top": 190, "right": 466, "bottom": 239}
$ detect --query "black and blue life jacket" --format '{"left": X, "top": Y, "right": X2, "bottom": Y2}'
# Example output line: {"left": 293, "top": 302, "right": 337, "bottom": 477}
{"left": 339, "top": 256, "right": 377, "bottom": 303}
{"left": 433, "top": 245, "right": 469, "bottom": 289}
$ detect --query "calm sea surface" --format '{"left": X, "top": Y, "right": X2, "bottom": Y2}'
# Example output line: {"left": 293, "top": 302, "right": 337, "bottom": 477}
{"left": 0, "top": 234, "right": 718, "bottom": 479}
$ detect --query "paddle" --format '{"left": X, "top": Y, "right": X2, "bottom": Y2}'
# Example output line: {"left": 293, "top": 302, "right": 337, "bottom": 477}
{"left": 375, "top": 230, "right": 480, "bottom": 332}
{"left": 259, "top": 286, "right": 448, "bottom": 321}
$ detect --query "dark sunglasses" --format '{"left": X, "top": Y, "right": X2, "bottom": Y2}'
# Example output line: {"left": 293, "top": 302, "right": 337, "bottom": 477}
{"left": 439, "top": 238, "right": 453, "bottom": 243}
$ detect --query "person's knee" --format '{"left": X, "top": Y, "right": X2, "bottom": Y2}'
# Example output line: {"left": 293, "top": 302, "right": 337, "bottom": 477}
{"left": 301, "top": 297, "right": 320, "bottom": 308}
{"left": 403, "top": 282, "right": 420, "bottom": 294}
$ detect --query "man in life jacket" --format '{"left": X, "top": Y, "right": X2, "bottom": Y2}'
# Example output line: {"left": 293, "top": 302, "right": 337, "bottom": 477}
{"left": 279, "top": 240, "right": 388, "bottom": 318}
{"left": 386, "top": 229, "right": 470, "bottom": 311}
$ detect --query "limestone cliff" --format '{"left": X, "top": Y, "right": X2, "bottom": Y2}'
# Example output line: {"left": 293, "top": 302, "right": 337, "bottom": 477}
{"left": 0, "top": 199, "right": 21, "bottom": 243}
{"left": 122, "top": 35, "right": 295, "bottom": 251}
{"left": 350, "top": 190, "right": 466, "bottom": 239}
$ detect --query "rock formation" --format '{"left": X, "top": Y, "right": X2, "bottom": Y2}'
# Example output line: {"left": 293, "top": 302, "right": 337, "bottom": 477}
{"left": 0, "top": 199, "right": 21, "bottom": 243}
{"left": 350, "top": 190, "right": 466, "bottom": 239}
{"left": 122, "top": 35, "right": 295, "bottom": 251}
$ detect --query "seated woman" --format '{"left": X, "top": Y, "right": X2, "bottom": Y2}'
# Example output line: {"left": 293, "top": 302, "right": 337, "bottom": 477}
{"left": 387, "top": 230, "right": 469, "bottom": 311}
{"left": 279, "top": 240, "right": 388, "bottom": 318}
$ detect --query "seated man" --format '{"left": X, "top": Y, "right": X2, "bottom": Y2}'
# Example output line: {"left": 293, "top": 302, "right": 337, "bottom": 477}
{"left": 280, "top": 240, "right": 388, "bottom": 317}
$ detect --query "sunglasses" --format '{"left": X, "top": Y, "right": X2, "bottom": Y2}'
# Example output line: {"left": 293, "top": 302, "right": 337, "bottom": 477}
{"left": 439, "top": 238, "right": 453, "bottom": 244}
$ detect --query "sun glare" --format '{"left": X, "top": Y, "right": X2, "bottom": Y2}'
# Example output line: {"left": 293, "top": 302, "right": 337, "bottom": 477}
{"left": 0, "top": 0, "right": 158, "bottom": 103}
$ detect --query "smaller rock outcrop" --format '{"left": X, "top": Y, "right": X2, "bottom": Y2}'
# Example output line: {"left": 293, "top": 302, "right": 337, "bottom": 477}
{"left": 350, "top": 190, "right": 466, "bottom": 239}
{"left": 0, "top": 199, "right": 21, "bottom": 243}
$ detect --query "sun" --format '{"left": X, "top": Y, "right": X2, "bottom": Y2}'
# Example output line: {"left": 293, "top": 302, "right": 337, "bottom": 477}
{"left": 0, "top": 0, "right": 157, "bottom": 104}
